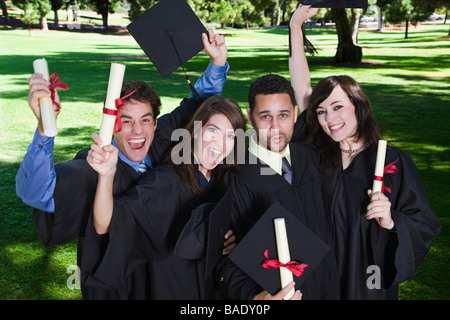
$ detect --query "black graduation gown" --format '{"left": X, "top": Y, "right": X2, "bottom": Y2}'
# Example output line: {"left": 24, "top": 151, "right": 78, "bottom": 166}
{"left": 222, "top": 142, "right": 340, "bottom": 300}
{"left": 81, "top": 165, "right": 224, "bottom": 299}
{"left": 31, "top": 97, "right": 201, "bottom": 299}
{"left": 320, "top": 146, "right": 440, "bottom": 299}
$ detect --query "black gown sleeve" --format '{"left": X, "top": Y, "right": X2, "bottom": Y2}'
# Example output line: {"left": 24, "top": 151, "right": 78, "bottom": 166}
{"left": 219, "top": 173, "right": 267, "bottom": 300}
{"left": 32, "top": 149, "right": 97, "bottom": 246}
{"left": 149, "top": 97, "right": 201, "bottom": 166}
{"left": 291, "top": 110, "right": 308, "bottom": 144}
{"left": 81, "top": 167, "right": 190, "bottom": 290}
{"left": 382, "top": 149, "right": 441, "bottom": 285}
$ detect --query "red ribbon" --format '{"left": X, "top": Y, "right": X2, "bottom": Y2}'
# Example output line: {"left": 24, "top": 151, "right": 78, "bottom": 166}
{"left": 103, "top": 89, "right": 137, "bottom": 133}
{"left": 49, "top": 73, "right": 68, "bottom": 112}
{"left": 374, "top": 158, "right": 399, "bottom": 193}
{"left": 262, "top": 249, "right": 308, "bottom": 278}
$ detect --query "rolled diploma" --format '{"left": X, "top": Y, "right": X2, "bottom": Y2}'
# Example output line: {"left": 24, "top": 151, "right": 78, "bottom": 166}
{"left": 33, "top": 58, "right": 58, "bottom": 137}
{"left": 98, "top": 63, "right": 126, "bottom": 147}
{"left": 372, "top": 140, "right": 387, "bottom": 194}
{"left": 274, "top": 218, "right": 295, "bottom": 300}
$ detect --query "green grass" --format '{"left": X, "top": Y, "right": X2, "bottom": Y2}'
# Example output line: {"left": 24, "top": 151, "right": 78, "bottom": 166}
{"left": 0, "top": 23, "right": 449, "bottom": 300}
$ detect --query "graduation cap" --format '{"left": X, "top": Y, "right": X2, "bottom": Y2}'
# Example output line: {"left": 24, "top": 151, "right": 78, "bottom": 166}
{"left": 229, "top": 201, "right": 330, "bottom": 295}
{"left": 173, "top": 189, "right": 232, "bottom": 280}
{"left": 127, "top": 0, "right": 208, "bottom": 98}
{"left": 301, "top": 0, "right": 368, "bottom": 8}
{"left": 205, "top": 189, "right": 232, "bottom": 280}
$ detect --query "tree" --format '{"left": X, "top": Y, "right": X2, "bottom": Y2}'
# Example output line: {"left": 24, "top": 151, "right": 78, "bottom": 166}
{"left": 249, "top": 0, "right": 296, "bottom": 26}
{"left": 1, "top": 0, "right": 10, "bottom": 25}
{"left": 88, "top": 0, "right": 120, "bottom": 29}
{"left": 331, "top": 8, "right": 362, "bottom": 63}
{"left": 378, "top": 0, "right": 445, "bottom": 38}
{"left": 12, "top": 0, "right": 51, "bottom": 31}
{"left": 233, "top": 0, "right": 266, "bottom": 28}
{"left": 50, "top": 0, "right": 64, "bottom": 29}
{"left": 128, "top": 0, "right": 156, "bottom": 21}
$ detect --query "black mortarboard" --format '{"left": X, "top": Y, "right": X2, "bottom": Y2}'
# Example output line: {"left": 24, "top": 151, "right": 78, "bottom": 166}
{"left": 127, "top": 0, "right": 208, "bottom": 78}
{"left": 301, "top": 0, "right": 368, "bottom": 8}
{"left": 229, "top": 202, "right": 330, "bottom": 295}
{"left": 205, "top": 189, "right": 232, "bottom": 280}
{"left": 172, "top": 190, "right": 232, "bottom": 280}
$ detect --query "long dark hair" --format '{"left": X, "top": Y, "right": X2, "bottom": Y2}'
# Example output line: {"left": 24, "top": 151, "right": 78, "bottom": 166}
{"left": 164, "top": 96, "right": 246, "bottom": 196}
{"left": 306, "top": 75, "right": 382, "bottom": 170}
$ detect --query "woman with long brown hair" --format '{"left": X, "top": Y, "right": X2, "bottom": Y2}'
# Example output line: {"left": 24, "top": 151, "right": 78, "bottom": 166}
{"left": 83, "top": 95, "right": 246, "bottom": 299}
{"left": 289, "top": 5, "right": 440, "bottom": 299}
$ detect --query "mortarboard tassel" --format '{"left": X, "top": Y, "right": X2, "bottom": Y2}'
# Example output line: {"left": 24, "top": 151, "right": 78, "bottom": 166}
{"left": 167, "top": 31, "right": 203, "bottom": 102}
{"left": 288, "top": 12, "right": 318, "bottom": 57}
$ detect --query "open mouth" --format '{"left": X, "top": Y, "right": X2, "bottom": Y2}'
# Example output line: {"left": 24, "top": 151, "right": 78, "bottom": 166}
{"left": 128, "top": 138, "right": 146, "bottom": 151}
{"left": 206, "top": 147, "right": 222, "bottom": 164}
{"left": 330, "top": 123, "right": 344, "bottom": 131}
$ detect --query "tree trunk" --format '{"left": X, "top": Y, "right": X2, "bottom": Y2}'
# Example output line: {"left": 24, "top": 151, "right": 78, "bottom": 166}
{"left": 102, "top": 12, "right": 108, "bottom": 29}
{"left": 377, "top": 7, "right": 384, "bottom": 31}
{"left": 276, "top": 5, "right": 281, "bottom": 26}
{"left": 41, "top": 15, "right": 49, "bottom": 31}
{"left": 332, "top": 8, "right": 362, "bottom": 63}
{"left": 351, "top": 8, "right": 361, "bottom": 45}
{"left": 53, "top": 9, "right": 59, "bottom": 29}
{"left": 102, "top": 0, "right": 109, "bottom": 30}
{"left": 405, "top": 19, "right": 409, "bottom": 39}
{"left": 1, "top": 0, "right": 9, "bottom": 25}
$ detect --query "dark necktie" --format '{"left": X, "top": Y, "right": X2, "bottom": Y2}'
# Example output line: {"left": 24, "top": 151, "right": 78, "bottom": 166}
{"left": 281, "top": 157, "right": 292, "bottom": 185}
{"left": 138, "top": 161, "right": 148, "bottom": 175}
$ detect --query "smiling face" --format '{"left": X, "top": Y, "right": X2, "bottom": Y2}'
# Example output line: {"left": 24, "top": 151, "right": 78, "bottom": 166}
{"left": 113, "top": 99, "right": 156, "bottom": 163}
{"left": 194, "top": 113, "right": 236, "bottom": 176}
{"left": 248, "top": 93, "right": 298, "bottom": 153}
{"left": 315, "top": 85, "right": 358, "bottom": 144}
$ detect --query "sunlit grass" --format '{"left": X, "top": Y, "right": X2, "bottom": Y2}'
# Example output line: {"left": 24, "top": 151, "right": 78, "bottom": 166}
{"left": 0, "top": 22, "right": 449, "bottom": 299}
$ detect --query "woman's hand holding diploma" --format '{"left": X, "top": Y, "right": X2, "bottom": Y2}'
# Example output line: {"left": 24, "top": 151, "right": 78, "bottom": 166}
{"left": 87, "top": 133, "right": 118, "bottom": 178}
{"left": 86, "top": 133, "right": 118, "bottom": 234}
{"left": 366, "top": 189, "right": 394, "bottom": 230}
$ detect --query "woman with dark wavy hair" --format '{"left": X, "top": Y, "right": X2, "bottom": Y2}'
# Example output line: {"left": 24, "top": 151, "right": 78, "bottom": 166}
{"left": 83, "top": 95, "right": 246, "bottom": 299}
{"left": 289, "top": 4, "right": 440, "bottom": 300}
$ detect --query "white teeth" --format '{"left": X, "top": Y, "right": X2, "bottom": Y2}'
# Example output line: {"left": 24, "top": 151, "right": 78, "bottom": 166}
{"left": 330, "top": 123, "right": 344, "bottom": 131}
{"left": 210, "top": 149, "right": 222, "bottom": 156}
{"left": 129, "top": 138, "right": 145, "bottom": 143}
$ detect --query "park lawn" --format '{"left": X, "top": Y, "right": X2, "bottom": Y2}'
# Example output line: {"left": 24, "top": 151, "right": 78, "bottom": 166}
{"left": 0, "top": 23, "right": 449, "bottom": 300}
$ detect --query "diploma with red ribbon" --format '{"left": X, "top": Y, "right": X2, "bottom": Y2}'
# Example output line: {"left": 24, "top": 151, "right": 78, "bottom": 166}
{"left": 32, "top": 58, "right": 68, "bottom": 137}
{"left": 98, "top": 63, "right": 126, "bottom": 147}
{"left": 262, "top": 249, "right": 308, "bottom": 277}
{"left": 229, "top": 202, "right": 330, "bottom": 297}
{"left": 372, "top": 140, "right": 387, "bottom": 194}
{"left": 271, "top": 218, "right": 300, "bottom": 300}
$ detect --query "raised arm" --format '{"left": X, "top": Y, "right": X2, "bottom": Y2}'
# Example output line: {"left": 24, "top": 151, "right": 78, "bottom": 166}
{"left": 16, "top": 74, "right": 62, "bottom": 212}
{"left": 86, "top": 133, "right": 119, "bottom": 234}
{"left": 190, "top": 29, "right": 230, "bottom": 100}
{"left": 289, "top": 5, "right": 318, "bottom": 113}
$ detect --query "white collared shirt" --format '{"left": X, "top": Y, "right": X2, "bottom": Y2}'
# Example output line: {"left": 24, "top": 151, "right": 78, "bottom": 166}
{"left": 248, "top": 133, "right": 291, "bottom": 175}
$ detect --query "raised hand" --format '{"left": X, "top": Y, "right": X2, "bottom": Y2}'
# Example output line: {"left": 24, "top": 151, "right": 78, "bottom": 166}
{"left": 27, "top": 73, "right": 61, "bottom": 135}
{"left": 86, "top": 133, "right": 118, "bottom": 178}
{"left": 202, "top": 28, "right": 227, "bottom": 67}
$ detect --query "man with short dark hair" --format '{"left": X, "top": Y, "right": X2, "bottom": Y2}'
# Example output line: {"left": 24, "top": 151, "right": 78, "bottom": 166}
{"left": 222, "top": 74, "right": 340, "bottom": 300}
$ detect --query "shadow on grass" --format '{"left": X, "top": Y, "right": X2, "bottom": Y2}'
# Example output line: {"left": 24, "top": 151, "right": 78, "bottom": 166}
{"left": 1, "top": 26, "right": 449, "bottom": 299}
{"left": 0, "top": 124, "right": 100, "bottom": 299}
{"left": 0, "top": 159, "right": 80, "bottom": 299}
